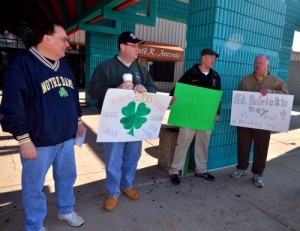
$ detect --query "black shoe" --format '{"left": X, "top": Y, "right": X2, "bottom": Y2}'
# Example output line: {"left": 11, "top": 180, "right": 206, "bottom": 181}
{"left": 195, "top": 172, "right": 215, "bottom": 181}
{"left": 170, "top": 174, "right": 180, "bottom": 185}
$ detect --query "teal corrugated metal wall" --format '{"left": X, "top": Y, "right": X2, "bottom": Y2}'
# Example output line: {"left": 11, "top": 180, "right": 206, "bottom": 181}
{"left": 186, "top": 0, "right": 293, "bottom": 170}
{"left": 278, "top": 0, "right": 300, "bottom": 83}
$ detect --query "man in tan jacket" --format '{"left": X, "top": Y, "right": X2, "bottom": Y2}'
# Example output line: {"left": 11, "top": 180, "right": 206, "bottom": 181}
{"left": 230, "top": 55, "right": 288, "bottom": 187}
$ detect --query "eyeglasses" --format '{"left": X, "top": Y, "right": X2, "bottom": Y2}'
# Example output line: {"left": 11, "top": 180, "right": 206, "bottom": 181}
{"left": 49, "top": 35, "right": 69, "bottom": 44}
{"left": 125, "top": 43, "right": 139, "bottom": 49}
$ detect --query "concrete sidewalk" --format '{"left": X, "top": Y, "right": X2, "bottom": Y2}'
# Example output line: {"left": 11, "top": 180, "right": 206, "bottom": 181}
{"left": 1, "top": 96, "right": 300, "bottom": 231}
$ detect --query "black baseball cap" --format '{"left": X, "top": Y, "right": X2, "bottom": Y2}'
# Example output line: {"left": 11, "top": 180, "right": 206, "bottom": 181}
{"left": 201, "top": 48, "right": 219, "bottom": 58}
{"left": 118, "top": 31, "right": 145, "bottom": 45}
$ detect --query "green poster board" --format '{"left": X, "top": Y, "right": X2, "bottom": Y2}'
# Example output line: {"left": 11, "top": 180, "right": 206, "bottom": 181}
{"left": 168, "top": 83, "right": 222, "bottom": 130}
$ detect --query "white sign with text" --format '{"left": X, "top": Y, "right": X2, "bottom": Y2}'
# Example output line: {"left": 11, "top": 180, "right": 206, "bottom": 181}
{"left": 97, "top": 89, "right": 172, "bottom": 142}
{"left": 230, "top": 91, "right": 294, "bottom": 132}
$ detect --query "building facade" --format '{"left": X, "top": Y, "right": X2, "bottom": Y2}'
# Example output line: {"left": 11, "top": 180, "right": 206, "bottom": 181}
{"left": 83, "top": 0, "right": 300, "bottom": 170}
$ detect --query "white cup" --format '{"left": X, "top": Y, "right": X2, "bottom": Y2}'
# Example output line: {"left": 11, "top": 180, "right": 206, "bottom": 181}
{"left": 122, "top": 73, "right": 133, "bottom": 83}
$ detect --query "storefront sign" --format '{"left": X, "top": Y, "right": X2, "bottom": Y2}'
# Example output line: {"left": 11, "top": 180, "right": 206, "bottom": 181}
{"left": 138, "top": 43, "right": 184, "bottom": 62}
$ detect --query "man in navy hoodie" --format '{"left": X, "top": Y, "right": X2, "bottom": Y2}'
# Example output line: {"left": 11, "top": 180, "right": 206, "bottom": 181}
{"left": 0, "top": 20, "right": 86, "bottom": 231}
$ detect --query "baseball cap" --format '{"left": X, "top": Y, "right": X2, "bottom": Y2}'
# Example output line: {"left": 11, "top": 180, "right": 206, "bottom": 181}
{"left": 201, "top": 48, "right": 219, "bottom": 58}
{"left": 118, "top": 31, "right": 145, "bottom": 45}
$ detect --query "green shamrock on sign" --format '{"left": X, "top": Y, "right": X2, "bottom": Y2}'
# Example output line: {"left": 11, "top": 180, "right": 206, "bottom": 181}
{"left": 120, "top": 101, "right": 151, "bottom": 136}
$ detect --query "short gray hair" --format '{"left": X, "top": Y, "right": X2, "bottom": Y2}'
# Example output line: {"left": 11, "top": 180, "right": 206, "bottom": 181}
{"left": 255, "top": 55, "right": 270, "bottom": 65}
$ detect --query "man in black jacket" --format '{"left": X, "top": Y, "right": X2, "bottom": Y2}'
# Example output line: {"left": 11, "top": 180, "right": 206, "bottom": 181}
{"left": 169, "top": 48, "right": 221, "bottom": 185}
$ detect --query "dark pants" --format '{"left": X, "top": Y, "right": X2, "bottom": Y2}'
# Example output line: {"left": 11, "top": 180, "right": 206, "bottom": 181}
{"left": 236, "top": 127, "right": 271, "bottom": 176}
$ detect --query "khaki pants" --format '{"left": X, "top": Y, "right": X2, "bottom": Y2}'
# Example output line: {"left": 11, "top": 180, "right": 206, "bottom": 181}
{"left": 169, "top": 127, "right": 211, "bottom": 175}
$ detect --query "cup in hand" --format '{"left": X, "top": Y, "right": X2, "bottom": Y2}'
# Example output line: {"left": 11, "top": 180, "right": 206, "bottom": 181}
{"left": 122, "top": 73, "right": 133, "bottom": 84}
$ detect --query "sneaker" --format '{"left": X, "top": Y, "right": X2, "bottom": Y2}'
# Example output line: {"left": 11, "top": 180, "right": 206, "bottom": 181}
{"left": 230, "top": 169, "right": 247, "bottom": 179}
{"left": 104, "top": 196, "right": 118, "bottom": 211}
{"left": 195, "top": 172, "right": 215, "bottom": 181}
{"left": 170, "top": 174, "right": 180, "bottom": 185}
{"left": 120, "top": 187, "right": 140, "bottom": 200}
{"left": 253, "top": 174, "right": 264, "bottom": 187}
{"left": 39, "top": 228, "right": 48, "bottom": 231}
{"left": 57, "top": 211, "right": 84, "bottom": 227}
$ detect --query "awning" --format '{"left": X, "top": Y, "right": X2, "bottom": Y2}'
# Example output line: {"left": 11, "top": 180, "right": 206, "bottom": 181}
{"left": 138, "top": 41, "right": 184, "bottom": 62}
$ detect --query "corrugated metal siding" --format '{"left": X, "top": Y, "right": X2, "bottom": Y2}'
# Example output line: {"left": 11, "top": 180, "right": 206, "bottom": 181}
{"left": 136, "top": 18, "right": 186, "bottom": 47}
{"left": 69, "top": 30, "right": 86, "bottom": 45}
{"left": 288, "top": 60, "right": 300, "bottom": 104}
{"left": 288, "top": 52, "right": 300, "bottom": 104}
{"left": 135, "top": 18, "right": 187, "bottom": 92}
{"left": 291, "top": 51, "right": 300, "bottom": 61}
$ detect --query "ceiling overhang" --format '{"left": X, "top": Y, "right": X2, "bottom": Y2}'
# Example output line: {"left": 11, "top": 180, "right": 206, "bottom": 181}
{"left": 73, "top": 0, "right": 157, "bottom": 35}
{"left": 0, "top": 0, "right": 157, "bottom": 47}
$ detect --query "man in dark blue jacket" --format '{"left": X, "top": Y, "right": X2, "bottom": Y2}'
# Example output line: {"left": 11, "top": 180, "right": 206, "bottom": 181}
{"left": 0, "top": 21, "right": 86, "bottom": 231}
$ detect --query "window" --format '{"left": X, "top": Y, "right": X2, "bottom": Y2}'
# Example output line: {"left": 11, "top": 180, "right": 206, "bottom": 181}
{"left": 148, "top": 61, "right": 174, "bottom": 82}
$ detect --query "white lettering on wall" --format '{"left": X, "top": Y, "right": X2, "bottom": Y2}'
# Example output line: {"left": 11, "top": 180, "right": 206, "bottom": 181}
{"left": 138, "top": 47, "right": 181, "bottom": 60}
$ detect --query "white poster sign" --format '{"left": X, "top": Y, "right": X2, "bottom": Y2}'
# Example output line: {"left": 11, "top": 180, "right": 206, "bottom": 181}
{"left": 230, "top": 91, "right": 294, "bottom": 132}
{"left": 97, "top": 89, "right": 172, "bottom": 142}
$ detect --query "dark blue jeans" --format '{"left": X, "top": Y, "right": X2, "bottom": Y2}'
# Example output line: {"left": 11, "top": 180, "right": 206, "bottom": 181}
{"left": 104, "top": 141, "right": 142, "bottom": 196}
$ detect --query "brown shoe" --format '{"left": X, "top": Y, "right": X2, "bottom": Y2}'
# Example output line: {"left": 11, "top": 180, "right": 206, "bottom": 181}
{"left": 104, "top": 196, "right": 118, "bottom": 212}
{"left": 120, "top": 187, "right": 140, "bottom": 200}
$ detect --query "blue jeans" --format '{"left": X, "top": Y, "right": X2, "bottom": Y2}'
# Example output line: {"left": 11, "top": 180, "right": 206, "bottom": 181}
{"left": 104, "top": 141, "right": 142, "bottom": 196}
{"left": 21, "top": 139, "right": 77, "bottom": 231}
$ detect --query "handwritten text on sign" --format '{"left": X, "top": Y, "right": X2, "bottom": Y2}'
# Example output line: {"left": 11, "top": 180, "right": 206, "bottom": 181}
{"left": 97, "top": 89, "right": 172, "bottom": 142}
{"left": 230, "top": 91, "right": 294, "bottom": 132}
